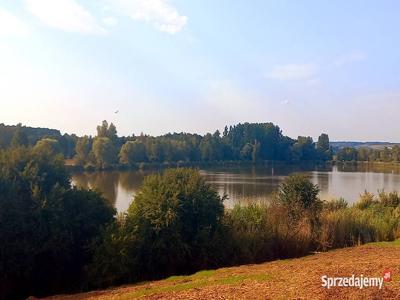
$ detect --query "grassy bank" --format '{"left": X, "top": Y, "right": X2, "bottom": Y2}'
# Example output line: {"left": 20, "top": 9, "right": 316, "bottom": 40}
{"left": 48, "top": 239, "right": 400, "bottom": 300}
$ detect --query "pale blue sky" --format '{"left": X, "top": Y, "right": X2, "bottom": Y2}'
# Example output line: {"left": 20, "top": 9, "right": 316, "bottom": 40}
{"left": 1, "top": 0, "right": 399, "bottom": 141}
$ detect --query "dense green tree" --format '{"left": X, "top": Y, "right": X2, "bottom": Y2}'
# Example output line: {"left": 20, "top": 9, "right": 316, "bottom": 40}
{"left": 380, "top": 147, "right": 391, "bottom": 162}
{"left": 119, "top": 140, "right": 148, "bottom": 165}
{"left": 224, "top": 122, "right": 291, "bottom": 161}
{"left": 240, "top": 143, "right": 253, "bottom": 160}
{"left": 336, "top": 147, "right": 358, "bottom": 161}
{"left": 277, "top": 174, "right": 320, "bottom": 210}
{"left": 357, "top": 148, "right": 369, "bottom": 161}
{"left": 128, "top": 168, "right": 225, "bottom": 275}
{"left": 317, "top": 134, "right": 330, "bottom": 152}
{"left": 58, "top": 133, "right": 78, "bottom": 158}
{"left": 0, "top": 147, "right": 115, "bottom": 299}
{"left": 292, "top": 136, "right": 317, "bottom": 161}
{"left": 92, "top": 137, "right": 117, "bottom": 169}
{"left": 199, "top": 132, "right": 224, "bottom": 161}
{"left": 252, "top": 140, "right": 260, "bottom": 163}
{"left": 316, "top": 133, "right": 332, "bottom": 160}
{"left": 75, "top": 136, "right": 93, "bottom": 166}
{"left": 33, "top": 138, "right": 63, "bottom": 157}
{"left": 10, "top": 124, "right": 29, "bottom": 148}
{"left": 392, "top": 146, "right": 400, "bottom": 162}
{"left": 91, "top": 168, "right": 226, "bottom": 286}
{"left": 97, "top": 120, "right": 117, "bottom": 141}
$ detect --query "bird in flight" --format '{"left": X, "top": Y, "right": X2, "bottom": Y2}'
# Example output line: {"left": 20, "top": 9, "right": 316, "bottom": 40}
{"left": 115, "top": 110, "right": 119, "bottom": 114}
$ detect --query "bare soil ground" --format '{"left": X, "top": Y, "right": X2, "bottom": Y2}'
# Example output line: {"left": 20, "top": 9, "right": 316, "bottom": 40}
{"left": 47, "top": 240, "right": 400, "bottom": 300}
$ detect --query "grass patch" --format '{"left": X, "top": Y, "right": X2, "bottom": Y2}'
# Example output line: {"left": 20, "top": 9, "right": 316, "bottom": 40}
{"left": 368, "top": 239, "right": 400, "bottom": 247}
{"left": 164, "top": 270, "right": 216, "bottom": 283}
{"left": 122, "top": 271, "right": 271, "bottom": 299}
{"left": 217, "top": 273, "right": 271, "bottom": 285}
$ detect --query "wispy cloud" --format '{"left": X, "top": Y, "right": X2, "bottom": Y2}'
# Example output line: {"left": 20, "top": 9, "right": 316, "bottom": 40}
{"left": 0, "top": 9, "right": 31, "bottom": 37}
{"left": 334, "top": 51, "right": 367, "bottom": 67}
{"left": 266, "top": 64, "right": 319, "bottom": 80}
{"left": 25, "top": 0, "right": 105, "bottom": 34}
{"left": 102, "top": 16, "right": 118, "bottom": 27}
{"left": 107, "top": 0, "right": 188, "bottom": 34}
{"left": 281, "top": 99, "right": 290, "bottom": 105}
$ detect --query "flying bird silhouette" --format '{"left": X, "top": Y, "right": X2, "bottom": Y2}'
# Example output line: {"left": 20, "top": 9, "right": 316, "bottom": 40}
{"left": 115, "top": 110, "right": 119, "bottom": 114}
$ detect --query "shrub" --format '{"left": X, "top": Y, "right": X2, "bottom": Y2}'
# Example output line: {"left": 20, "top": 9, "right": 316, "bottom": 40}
{"left": 91, "top": 168, "right": 225, "bottom": 287}
{"left": 378, "top": 191, "right": 400, "bottom": 207}
{"left": 323, "top": 198, "right": 348, "bottom": 211}
{"left": 0, "top": 148, "right": 115, "bottom": 299}
{"left": 355, "top": 191, "right": 377, "bottom": 209}
{"left": 277, "top": 174, "right": 320, "bottom": 209}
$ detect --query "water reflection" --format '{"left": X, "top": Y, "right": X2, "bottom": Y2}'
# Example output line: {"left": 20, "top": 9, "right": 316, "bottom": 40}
{"left": 71, "top": 164, "right": 400, "bottom": 212}
{"left": 72, "top": 170, "right": 157, "bottom": 211}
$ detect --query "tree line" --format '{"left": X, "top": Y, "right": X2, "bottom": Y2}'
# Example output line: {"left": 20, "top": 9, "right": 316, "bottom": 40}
{"left": 84, "top": 121, "right": 332, "bottom": 168}
{"left": 0, "top": 123, "right": 77, "bottom": 158}
{"left": 336, "top": 146, "right": 400, "bottom": 162}
{"left": 1, "top": 121, "right": 332, "bottom": 168}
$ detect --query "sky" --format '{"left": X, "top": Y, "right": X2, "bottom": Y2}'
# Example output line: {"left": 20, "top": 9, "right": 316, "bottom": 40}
{"left": 0, "top": 0, "right": 400, "bottom": 141}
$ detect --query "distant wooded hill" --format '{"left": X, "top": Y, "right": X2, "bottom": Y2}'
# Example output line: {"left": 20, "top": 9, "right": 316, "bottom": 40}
{"left": 330, "top": 141, "right": 400, "bottom": 150}
{"left": 0, "top": 123, "right": 77, "bottom": 158}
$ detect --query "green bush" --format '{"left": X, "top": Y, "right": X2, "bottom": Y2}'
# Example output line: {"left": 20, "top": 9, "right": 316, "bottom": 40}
{"left": 0, "top": 148, "right": 115, "bottom": 299}
{"left": 90, "top": 168, "right": 225, "bottom": 287}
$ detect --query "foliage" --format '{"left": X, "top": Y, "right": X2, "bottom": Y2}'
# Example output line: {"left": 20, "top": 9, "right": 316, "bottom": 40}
{"left": 354, "top": 191, "right": 377, "bottom": 209}
{"left": 90, "top": 168, "right": 226, "bottom": 287}
{"left": 6, "top": 139, "right": 400, "bottom": 299}
{"left": 96, "top": 120, "right": 117, "bottom": 141}
{"left": 224, "top": 203, "right": 274, "bottom": 263}
{"left": 318, "top": 206, "right": 400, "bottom": 251}
{"left": 119, "top": 140, "right": 148, "bottom": 165}
{"left": 75, "top": 136, "right": 92, "bottom": 166}
{"left": 336, "top": 145, "right": 400, "bottom": 163}
{"left": 11, "top": 124, "right": 29, "bottom": 148}
{"left": 92, "top": 137, "right": 117, "bottom": 169}
{"left": 3, "top": 121, "right": 333, "bottom": 169}
{"left": 323, "top": 198, "right": 348, "bottom": 211}
{"left": 277, "top": 174, "right": 320, "bottom": 208}
{"left": 0, "top": 123, "right": 77, "bottom": 158}
{"left": 127, "top": 169, "right": 225, "bottom": 276}
{"left": 0, "top": 147, "right": 115, "bottom": 299}
{"left": 33, "top": 138, "right": 62, "bottom": 157}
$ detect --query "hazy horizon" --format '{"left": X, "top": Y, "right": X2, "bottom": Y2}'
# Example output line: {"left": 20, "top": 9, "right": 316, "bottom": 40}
{"left": 1, "top": 0, "right": 400, "bottom": 141}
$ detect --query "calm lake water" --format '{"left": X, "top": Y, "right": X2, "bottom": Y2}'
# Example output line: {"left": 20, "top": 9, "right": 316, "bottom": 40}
{"left": 71, "top": 164, "right": 400, "bottom": 212}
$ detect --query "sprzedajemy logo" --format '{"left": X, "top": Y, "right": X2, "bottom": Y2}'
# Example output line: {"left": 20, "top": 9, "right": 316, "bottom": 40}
{"left": 321, "top": 270, "right": 392, "bottom": 290}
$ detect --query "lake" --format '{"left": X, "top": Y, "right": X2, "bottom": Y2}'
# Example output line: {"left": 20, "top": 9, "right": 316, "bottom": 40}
{"left": 71, "top": 163, "right": 400, "bottom": 212}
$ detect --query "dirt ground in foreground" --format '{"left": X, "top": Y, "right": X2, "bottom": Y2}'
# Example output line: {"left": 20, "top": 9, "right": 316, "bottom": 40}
{"left": 47, "top": 242, "right": 400, "bottom": 300}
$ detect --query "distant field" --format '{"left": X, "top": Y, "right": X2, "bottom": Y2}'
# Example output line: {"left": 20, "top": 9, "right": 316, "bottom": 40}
{"left": 47, "top": 241, "right": 400, "bottom": 300}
